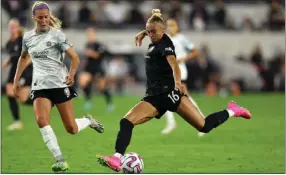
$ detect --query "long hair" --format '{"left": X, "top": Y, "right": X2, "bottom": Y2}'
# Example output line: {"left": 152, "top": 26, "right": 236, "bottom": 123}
{"left": 32, "top": 1, "right": 62, "bottom": 29}
{"left": 9, "top": 18, "right": 24, "bottom": 37}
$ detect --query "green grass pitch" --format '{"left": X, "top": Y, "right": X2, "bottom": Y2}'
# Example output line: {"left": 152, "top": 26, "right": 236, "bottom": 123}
{"left": 1, "top": 93, "right": 284, "bottom": 173}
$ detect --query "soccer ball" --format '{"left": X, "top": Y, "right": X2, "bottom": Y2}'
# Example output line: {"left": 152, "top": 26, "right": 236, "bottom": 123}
{"left": 120, "top": 152, "right": 144, "bottom": 174}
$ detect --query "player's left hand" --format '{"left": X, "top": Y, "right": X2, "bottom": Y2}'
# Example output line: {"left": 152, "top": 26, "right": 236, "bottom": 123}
{"left": 65, "top": 74, "right": 74, "bottom": 86}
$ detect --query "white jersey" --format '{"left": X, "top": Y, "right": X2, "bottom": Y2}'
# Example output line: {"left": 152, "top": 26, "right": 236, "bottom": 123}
{"left": 22, "top": 27, "right": 72, "bottom": 90}
{"left": 168, "top": 33, "right": 195, "bottom": 80}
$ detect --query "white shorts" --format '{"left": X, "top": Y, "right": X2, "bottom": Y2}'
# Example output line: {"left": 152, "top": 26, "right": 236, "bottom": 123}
{"left": 179, "top": 63, "right": 188, "bottom": 81}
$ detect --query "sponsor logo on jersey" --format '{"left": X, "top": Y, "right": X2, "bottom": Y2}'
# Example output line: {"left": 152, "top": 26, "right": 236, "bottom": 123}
{"left": 32, "top": 51, "right": 49, "bottom": 59}
{"left": 165, "top": 47, "right": 173, "bottom": 52}
{"left": 46, "top": 41, "right": 52, "bottom": 47}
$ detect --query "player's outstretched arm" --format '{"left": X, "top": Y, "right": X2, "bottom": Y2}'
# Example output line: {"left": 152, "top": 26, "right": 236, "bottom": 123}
{"left": 178, "top": 48, "right": 200, "bottom": 64}
{"left": 2, "top": 57, "right": 11, "bottom": 70}
{"left": 135, "top": 30, "right": 147, "bottom": 46}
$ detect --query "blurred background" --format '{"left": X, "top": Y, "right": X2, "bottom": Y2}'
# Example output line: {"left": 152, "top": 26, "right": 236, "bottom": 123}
{"left": 1, "top": 0, "right": 285, "bottom": 96}
{"left": 1, "top": 1, "right": 285, "bottom": 173}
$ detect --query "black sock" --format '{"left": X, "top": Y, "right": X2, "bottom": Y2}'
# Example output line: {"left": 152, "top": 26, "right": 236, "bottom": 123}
{"left": 102, "top": 89, "right": 112, "bottom": 104}
{"left": 115, "top": 118, "right": 134, "bottom": 155}
{"left": 199, "top": 110, "right": 229, "bottom": 133}
{"left": 24, "top": 98, "right": 33, "bottom": 105}
{"left": 8, "top": 97, "right": 20, "bottom": 121}
{"left": 83, "top": 83, "right": 92, "bottom": 101}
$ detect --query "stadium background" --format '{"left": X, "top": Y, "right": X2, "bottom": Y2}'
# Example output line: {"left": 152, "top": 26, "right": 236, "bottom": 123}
{"left": 1, "top": 0, "right": 285, "bottom": 173}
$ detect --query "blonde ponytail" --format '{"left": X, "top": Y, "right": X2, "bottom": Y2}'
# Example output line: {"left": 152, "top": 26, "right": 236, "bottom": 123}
{"left": 151, "top": 9, "right": 162, "bottom": 18}
{"left": 50, "top": 14, "right": 62, "bottom": 29}
{"left": 147, "top": 9, "right": 164, "bottom": 24}
{"left": 32, "top": 1, "right": 62, "bottom": 29}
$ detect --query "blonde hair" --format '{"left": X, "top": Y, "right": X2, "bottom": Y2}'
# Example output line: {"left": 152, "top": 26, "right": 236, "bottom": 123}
{"left": 9, "top": 18, "right": 24, "bottom": 37}
{"left": 32, "top": 1, "right": 62, "bottom": 29}
{"left": 147, "top": 9, "right": 165, "bottom": 24}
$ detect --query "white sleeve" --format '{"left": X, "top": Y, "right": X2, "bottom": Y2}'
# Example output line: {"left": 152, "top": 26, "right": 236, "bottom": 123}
{"left": 22, "top": 35, "right": 28, "bottom": 52}
{"left": 182, "top": 36, "right": 195, "bottom": 51}
{"left": 57, "top": 30, "right": 73, "bottom": 52}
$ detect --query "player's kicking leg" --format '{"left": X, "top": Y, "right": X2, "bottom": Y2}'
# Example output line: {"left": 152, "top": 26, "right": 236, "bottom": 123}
{"left": 96, "top": 101, "right": 159, "bottom": 172}
{"left": 176, "top": 96, "right": 251, "bottom": 135}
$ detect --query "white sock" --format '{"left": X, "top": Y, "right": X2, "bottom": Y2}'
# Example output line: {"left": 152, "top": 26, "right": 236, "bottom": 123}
{"left": 75, "top": 118, "right": 91, "bottom": 133}
{"left": 189, "top": 96, "right": 205, "bottom": 118}
{"left": 114, "top": 152, "right": 122, "bottom": 159}
{"left": 165, "top": 111, "right": 176, "bottom": 127}
{"left": 226, "top": 109, "right": 235, "bottom": 118}
{"left": 40, "top": 125, "right": 64, "bottom": 162}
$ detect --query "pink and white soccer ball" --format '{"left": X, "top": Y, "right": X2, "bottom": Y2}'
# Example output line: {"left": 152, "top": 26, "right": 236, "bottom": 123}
{"left": 120, "top": 152, "right": 144, "bottom": 174}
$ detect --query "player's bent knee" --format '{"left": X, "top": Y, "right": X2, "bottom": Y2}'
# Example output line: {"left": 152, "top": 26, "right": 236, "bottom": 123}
{"left": 64, "top": 122, "right": 78, "bottom": 134}
{"left": 65, "top": 125, "right": 78, "bottom": 134}
{"left": 120, "top": 118, "right": 134, "bottom": 131}
{"left": 36, "top": 117, "right": 49, "bottom": 128}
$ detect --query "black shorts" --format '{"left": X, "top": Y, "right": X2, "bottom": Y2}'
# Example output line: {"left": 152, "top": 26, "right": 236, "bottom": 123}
{"left": 85, "top": 64, "right": 105, "bottom": 77}
{"left": 7, "top": 69, "right": 32, "bottom": 87}
{"left": 142, "top": 89, "right": 185, "bottom": 119}
{"left": 30, "top": 87, "right": 77, "bottom": 105}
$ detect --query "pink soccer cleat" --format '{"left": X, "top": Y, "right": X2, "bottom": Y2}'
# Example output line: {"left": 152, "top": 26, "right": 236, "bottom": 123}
{"left": 96, "top": 155, "right": 121, "bottom": 172}
{"left": 227, "top": 101, "right": 251, "bottom": 119}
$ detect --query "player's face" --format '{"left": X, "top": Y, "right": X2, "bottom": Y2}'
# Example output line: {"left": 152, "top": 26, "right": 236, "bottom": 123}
{"left": 166, "top": 19, "right": 179, "bottom": 36}
{"left": 33, "top": 9, "right": 50, "bottom": 31}
{"left": 86, "top": 28, "right": 96, "bottom": 41}
{"left": 9, "top": 20, "right": 20, "bottom": 37}
{"left": 146, "top": 22, "right": 164, "bottom": 43}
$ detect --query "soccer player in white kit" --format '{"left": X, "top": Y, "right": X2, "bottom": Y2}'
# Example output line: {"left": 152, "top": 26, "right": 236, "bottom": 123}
{"left": 13, "top": 1, "right": 104, "bottom": 172}
{"left": 135, "top": 18, "right": 204, "bottom": 134}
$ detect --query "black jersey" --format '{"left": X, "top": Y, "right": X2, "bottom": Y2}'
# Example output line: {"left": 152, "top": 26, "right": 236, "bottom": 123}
{"left": 145, "top": 34, "right": 176, "bottom": 96}
{"left": 85, "top": 41, "right": 106, "bottom": 66}
{"left": 6, "top": 36, "right": 23, "bottom": 71}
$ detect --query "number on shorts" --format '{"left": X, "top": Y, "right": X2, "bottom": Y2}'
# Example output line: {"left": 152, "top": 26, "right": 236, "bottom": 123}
{"left": 30, "top": 91, "right": 35, "bottom": 99}
{"left": 168, "top": 90, "right": 179, "bottom": 104}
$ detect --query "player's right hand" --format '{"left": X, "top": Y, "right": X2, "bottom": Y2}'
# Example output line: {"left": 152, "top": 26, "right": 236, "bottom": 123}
{"left": 13, "top": 81, "right": 20, "bottom": 98}
{"left": 135, "top": 32, "right": 145, "bottom": 46}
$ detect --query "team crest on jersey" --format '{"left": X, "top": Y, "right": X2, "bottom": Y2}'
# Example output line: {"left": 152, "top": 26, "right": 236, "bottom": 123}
{"left": 46, "top": 41, "right": 52, "bottom": 47}
{"left": 148, "top": 46, "right": 155, "bottom": 52}
{"left": 64, "top": 87, "right": 70, "bottom": 98}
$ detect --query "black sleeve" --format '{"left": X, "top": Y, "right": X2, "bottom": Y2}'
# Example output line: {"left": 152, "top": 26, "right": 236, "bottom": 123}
{"left": 161, "top": 43, "right": 176, "bottom": 58}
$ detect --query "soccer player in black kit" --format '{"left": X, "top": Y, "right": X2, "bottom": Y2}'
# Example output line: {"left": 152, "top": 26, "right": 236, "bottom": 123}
{"left": 96, "top": 9, "right": 252, "bottom": 172}
{"left": 2, "top": 19, "right": 33, "bottom": 131}
{"left": 78, "top": 27, "right": 114, "bottom": 112}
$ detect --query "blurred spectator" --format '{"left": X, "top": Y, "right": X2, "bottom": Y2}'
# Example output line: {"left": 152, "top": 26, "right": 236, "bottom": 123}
{"left": 1, "top": 0, "right": 29, "bottom": 26}
{"left": 78, "top": 1, "right": 93, "bottom": 24}
{"left": 268, "top": 0, "right": 285, "bottom": 31}
{"left": 125, "top": 2, "right": 145, "bottom": 25}
{"left": 241, "top": 16, "right": 256, "bottom": 31}
{"left": 273, "top": 60, "right": 285, "bottom": 92}
{"left": 213, "top": 0, "right": 227, "bottom": 28}
{"left": 104, "top": 0, "right": 129, "bottom": 27}
{"left": 106, "top": 56, "right": 130, "bottom": 94}
{"left": 189, "top": 0, "right": 210, "bottom": 31}
{"left": 57, "top": 3, "right": 71, "bottom": 29}
{"left": 250, "top": 44, "right": 265, "bottom": 72}
{"left": 169, "top": 0, "right": 183, "bottom": 21}
{"left": 249, "top": 44, "right": 268, "bottom": 90}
